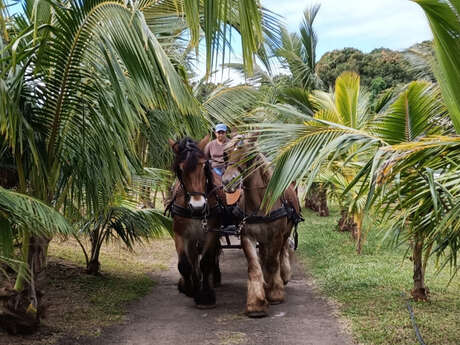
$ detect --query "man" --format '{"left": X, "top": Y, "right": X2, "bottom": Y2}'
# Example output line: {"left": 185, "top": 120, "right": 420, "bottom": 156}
{"left": 204, "top": 123, "right": 229, "bottom": 179}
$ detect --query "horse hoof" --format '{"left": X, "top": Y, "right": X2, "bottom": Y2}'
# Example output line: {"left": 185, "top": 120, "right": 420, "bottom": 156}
{"left": 196, "top": 303, "right": 217, "bottom": 310}
{"left": 194, "top": 289, "right": 216, "bottom": 307}
{"left": 247, "top": 311, "right": 268, "bottom": 318}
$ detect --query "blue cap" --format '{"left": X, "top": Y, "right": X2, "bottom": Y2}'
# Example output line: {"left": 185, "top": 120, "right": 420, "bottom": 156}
{"left": 215, "top": 123, "right": 227, "bottom": 132}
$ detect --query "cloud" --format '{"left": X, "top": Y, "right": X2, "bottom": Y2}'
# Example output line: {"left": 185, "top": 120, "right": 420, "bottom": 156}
{"left": 262, "top": 0, "right": 433, "bottom": 56}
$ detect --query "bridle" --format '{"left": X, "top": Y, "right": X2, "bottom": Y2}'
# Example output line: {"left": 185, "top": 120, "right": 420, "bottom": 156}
{"left": 174, "top": 142, "right": 215, "bottom": 206}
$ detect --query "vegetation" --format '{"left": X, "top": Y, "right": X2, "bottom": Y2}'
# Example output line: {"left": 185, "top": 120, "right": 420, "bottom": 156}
{"left": 257, "top": 0, "right": 460, "bottom": 301}
{"left": 1, "top": 0, "right": 460, "bottom": 341}
{"left": 297, "top": 208, "right": 460, "bottom": 345}
{"left": 316, "top": 47, "right": 417, "bottom": 93}
{"left": 0, "top": 0, "right": 273, "bottom": 333}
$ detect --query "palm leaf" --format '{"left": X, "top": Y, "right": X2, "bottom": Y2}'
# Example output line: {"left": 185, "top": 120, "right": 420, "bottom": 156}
{"left": 376, "top": 81, "right": 445, "bottom": 144}
{"left": 0, "top": 187, "right": 73, "bottom": 239}
{"left": 414, "top": 0, "right": 460, "bottom": 133}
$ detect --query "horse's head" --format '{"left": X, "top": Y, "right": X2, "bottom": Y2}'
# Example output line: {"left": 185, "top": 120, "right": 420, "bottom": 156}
{"left": 169, "top": 136, "right": 211, "bottom": 210}
{"left": 222, "top": 133, "right": 257, "bottom": 193}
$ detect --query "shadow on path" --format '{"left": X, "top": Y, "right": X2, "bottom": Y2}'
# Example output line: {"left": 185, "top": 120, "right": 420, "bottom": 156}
{"left": 60, "top": 249, "right": 354, "bottom": 345}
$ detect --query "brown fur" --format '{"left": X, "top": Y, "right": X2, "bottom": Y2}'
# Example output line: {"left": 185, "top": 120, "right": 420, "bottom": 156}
{"left": 222, "top": 135, "right": 300, "bottom": 317}
{"left": 168, "top": 136, "right": 222, "bottom": 307}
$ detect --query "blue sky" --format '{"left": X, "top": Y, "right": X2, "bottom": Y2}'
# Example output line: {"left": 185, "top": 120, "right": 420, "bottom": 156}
{"left": 204, "top": 0, "right": 434, "bottom": 82}
{"left": 6, "top": 0, "right": 433, "bottom": 81}
{"left": 263, "top": 0, "right": 433, "bottom": 59}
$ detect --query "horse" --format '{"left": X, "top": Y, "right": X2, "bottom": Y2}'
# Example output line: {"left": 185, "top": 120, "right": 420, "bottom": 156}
{"left": 222, "top": 133, "right": 302, "bottom": 318}
{"left": 167, "top": 136, "right": 222, "bottom": 308}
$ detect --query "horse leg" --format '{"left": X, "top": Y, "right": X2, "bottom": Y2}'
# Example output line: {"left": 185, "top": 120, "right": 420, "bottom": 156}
{"left": 262, "top": 232, "right": 285, "bottom": 305}
{"left": 175, "top": 236, "right": 197, "bottom": 297}
{"left": 242, "top": 236, "right": 268, "bottom": 318}
{"left": 213, "top": 250, "right": 222, "bottom": 287}
{"left": 280, "top": 233, "right": 292, "bottom": 285}
{"left": 195, "top": 234, "right": 218, "bottom": 309}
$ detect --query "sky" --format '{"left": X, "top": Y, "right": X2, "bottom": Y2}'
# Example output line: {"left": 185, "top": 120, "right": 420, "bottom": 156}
{"left": 204, "top": 0, "right": 434, "bottom": 83}
{"left": 263, "top": 0, "right": 433, "bottom": 59}
{"left": 5, "top": 0, "right": 433, "bottom": 82}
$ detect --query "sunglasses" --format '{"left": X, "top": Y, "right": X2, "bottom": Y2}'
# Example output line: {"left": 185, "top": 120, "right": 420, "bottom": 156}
{"left": 216, "top": 131, "right": 226, "bottom": 134}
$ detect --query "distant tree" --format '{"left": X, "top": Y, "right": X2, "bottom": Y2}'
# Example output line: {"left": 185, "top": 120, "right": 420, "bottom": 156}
{"left": 316, "top": 47, "right": 418, "bottom": 91}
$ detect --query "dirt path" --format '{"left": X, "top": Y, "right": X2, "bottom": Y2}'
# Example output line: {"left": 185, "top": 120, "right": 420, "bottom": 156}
{"left": 61, "top": 249, "right": 354, "bottom": 345}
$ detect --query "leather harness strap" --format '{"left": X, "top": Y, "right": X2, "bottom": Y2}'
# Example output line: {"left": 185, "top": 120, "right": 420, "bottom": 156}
{"left": 169, "top": 203, "right": 221, "bottom": 220}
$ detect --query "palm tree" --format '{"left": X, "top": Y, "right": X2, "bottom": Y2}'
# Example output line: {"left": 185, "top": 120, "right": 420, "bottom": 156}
{"left": 257, "top": 0, "right": 460, "bottom": 298}
{"left": 0, "top": 187, "right": 73, "bottom": 334}
{"left": 258, "top": 71, "right": 384, "bottom": 252}
{"left": 75, "top": 196, "right": 172, "bottom": 275}
{"left": 275, "top": 4, "right": 322, "bottom": 92}
{"left": 0, "top": 0, "right": 271, "bottom": 332}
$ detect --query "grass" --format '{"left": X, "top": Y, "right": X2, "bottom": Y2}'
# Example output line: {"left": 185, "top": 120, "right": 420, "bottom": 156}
{"left": 1, "top": 236, "right": 175, "bottom": 345}
{"left": 296, "top": 208, "right": 460, "bottom": 345}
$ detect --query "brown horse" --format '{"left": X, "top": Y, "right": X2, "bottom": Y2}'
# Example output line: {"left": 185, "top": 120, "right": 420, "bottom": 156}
{"left": 222, "top": 134, "right": 301, "bottom": 317}
{"left": 167, "top": 136, "right": 222, "bottom": 308}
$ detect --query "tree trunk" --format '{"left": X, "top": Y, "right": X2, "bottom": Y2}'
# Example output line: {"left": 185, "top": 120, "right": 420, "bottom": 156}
{"left": 28, "top": 236, "right": 51, "bottom": 277}
{"left": 0, "top": 234, "right": 48, "bottom": 334}
{"left": 411, "top": 236, "right": 429, "bottom": 301}
{"left": 354, "top": 214, "right": 363, "bottom": 255}
{"left": 304, "top": 183, "right": 329, "bottom": 216}
{"left": 337, "top": 209, "right": 355, "bottom": 232}
{"left": 318, "top": 185, "right": 329, "bottom": 216}
{"left": 152, "top": 187, "right": 158, "bottom": 209}
{"left": 87, "top": 232, "right": 102, "bottom": 275}
{"left": 86, "top": 259, "right": 101, "bottom": 275}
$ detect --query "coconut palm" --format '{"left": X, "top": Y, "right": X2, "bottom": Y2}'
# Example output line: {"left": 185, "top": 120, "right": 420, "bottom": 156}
{"left": 275, "top": 4, "right": 322, "bottom": 92}
{"left": 74, "top": 196, "right": 172, "bottom": 275}
{"left": 0, "top": 0, "right": 271, "bottom": 332}
{"left": 256, "top": 74, "right": 447, "bottom": 297}
{"left": 257, "top": 0, "right": 460, "bottom": 298}
{"left": 0, "top": 187, "right": 74, "bottom": 334}
{"left": 363, "top": 137, "right": 460, "bottom": 299}
{"left": 413, "top": 0, "right": 460, "bottom": 133}
{"left": 258, "top": 72, "right": 383, "bottom": 251}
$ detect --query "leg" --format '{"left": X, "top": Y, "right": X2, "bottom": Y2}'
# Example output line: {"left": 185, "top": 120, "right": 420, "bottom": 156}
{"left": 176, "top": 235, "right": 199, "bottom": 298}
{"left": 280, "top": 232, "right": 293, "bottom": 285}
{"left": 195, "top": 232, "right": 219, "bottom": 308}
{"left": 261, "top": 232, "right": 285, "bottom": 304}
{"left": 242, "top": 236, "right": 268, "bottom": 318}
{"left": 213, "top": 249, "right": 222, "bottom": 287}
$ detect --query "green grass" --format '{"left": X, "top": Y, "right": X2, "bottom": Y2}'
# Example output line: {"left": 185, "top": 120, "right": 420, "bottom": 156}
{"left": 296, "top": 208, "right": 460, "bottom": 345}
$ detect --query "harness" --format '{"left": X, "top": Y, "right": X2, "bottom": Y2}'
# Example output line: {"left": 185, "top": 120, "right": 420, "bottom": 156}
{"left": 166, "top": 138, "right": 304, "bottom": 249}
{"left": 221, "top": 140, "right": 304, "bottom": 249}
{"left": 165, "top": 142, "right": 222, "bottom": 233}
{"left": 218, "top": 197, "right": 303, "bottom": 249}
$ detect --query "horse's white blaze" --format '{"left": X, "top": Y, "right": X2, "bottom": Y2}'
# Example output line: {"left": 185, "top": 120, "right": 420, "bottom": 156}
{"left": 189, "top": 195, "right": 206, "bottom": 208}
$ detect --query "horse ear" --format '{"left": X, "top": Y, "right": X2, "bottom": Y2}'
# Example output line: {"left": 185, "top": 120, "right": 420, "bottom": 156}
{"left": 168, "top": 139, "right": 178, "bottom": 153}
{"left": 197, "top": 135, "right": 210, "bottom": 151}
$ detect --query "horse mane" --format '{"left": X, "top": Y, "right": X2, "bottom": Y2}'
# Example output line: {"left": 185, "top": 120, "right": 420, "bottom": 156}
{"left": 172, "top": 137, "right": 205, "bottom": 176}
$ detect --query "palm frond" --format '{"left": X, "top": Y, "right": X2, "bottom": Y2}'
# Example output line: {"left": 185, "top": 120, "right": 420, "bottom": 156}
{"left": 414, "top": 0, "right": 460, "bottom": 133}
{"left": 0, "top": 187, "right": 74, "bottom": 239}
{"left": 376, "top": 81, "right": 445, "bottom": 144}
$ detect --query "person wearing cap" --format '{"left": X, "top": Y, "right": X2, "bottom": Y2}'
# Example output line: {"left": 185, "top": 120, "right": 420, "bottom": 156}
{"left": 204, "top": 124, "right": 229, "bottom": 179}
